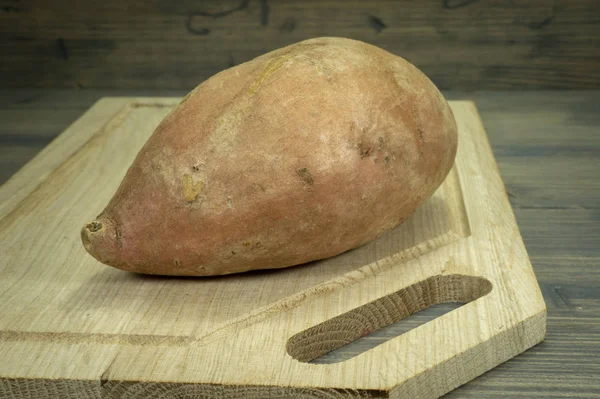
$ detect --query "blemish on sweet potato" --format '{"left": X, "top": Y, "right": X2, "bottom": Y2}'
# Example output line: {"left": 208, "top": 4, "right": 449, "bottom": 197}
{"left": 297, "top": 168, "right": 314, "bottom": 186}
{"left": 416, "top": 127, "right": 426, "bottom": 155}
{"left": 115, "top": 226, "right": 123, "bottom": 248}
{"left": 248, "top": 54, "right": 293, "bottom": 95}
{"left": 182, "top": 174, "right": 204, "bottom": 202}
{"left": 385, "top": 153, "right": 398, "bottom": 165}
{"left": 151, "top": 160, "right": 163, "bottom": 171}
{"left": 359, "top": 142, "right": 373, "bottom": 158}
{"left": 250, "top": 183, "right": 267, "bottom": 194}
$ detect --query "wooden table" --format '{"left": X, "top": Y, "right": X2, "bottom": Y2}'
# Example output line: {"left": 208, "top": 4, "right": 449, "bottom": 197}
{"left": 1, "top": 90, "right": 598, "bottom": 398}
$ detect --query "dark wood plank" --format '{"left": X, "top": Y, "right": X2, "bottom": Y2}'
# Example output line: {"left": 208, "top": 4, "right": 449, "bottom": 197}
{"left": 516, "top": 208, "right": 599, "bottom": 259}
{"left": 0, "top": 89, "right": 187, "bottom": 109}
{"left": 1, "top": 0, "right": 599, "bottom": 89}
{"left": 0, "top": 108, "right": 87, "bottom": 139}
{"left": 501, "top": 157, "right": 600, "bottom": 210}
{"left": 0, "top": 144, "right": 47, "bottom": 184}
{"left": 530, "top": 256, "right": 600, "bottom": 282}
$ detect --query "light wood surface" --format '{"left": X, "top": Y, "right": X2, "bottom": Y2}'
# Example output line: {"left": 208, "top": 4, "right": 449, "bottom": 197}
{"left": 1, "top": 98, "right": 546, "bottom": 397}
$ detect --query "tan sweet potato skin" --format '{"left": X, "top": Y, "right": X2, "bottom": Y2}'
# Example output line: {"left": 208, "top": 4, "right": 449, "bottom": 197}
{"left": 81, "top": 37, "right": 458, "bottom": 276}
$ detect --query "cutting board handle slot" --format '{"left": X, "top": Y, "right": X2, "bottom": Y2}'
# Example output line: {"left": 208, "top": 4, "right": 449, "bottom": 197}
{"left": 286, "top": 274, "right": 492, "bottom": 363}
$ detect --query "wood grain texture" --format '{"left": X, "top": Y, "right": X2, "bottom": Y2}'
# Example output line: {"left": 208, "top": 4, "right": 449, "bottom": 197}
{"left": 0, "top": 98, "right": 546, "bottom": 398}
{"left": 1, "top": 0, "right": 599, "bottom": 90}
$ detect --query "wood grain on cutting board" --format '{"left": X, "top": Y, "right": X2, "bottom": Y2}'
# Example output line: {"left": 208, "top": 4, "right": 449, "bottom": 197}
{"left": 0, "top": 99, "right": 546, "bottom": 398}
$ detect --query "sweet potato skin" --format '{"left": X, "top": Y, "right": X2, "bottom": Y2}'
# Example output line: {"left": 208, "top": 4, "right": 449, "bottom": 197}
{"left": 81, "top": 37, "right": 458, "bottom": 276}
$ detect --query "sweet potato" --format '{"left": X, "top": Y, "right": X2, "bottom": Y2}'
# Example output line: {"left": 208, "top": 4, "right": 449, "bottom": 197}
{"left": 81, "top": 37, "right": 457, "bottom": 276}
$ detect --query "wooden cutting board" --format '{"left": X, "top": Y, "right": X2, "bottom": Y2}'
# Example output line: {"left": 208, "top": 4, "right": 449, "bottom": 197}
{"left": 0, "top": 98, "right": 546, "bottom": 398}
